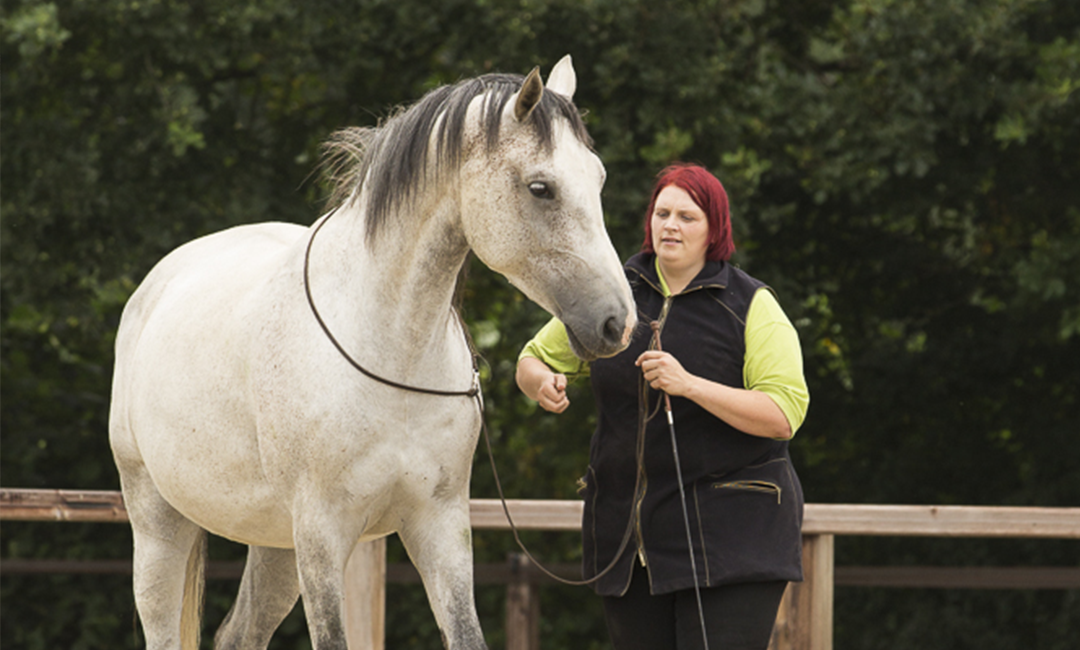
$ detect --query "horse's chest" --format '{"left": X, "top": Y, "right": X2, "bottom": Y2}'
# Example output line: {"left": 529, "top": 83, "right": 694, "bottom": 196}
{"left": 257, "top": 381, "right": 480, "bottom": 478}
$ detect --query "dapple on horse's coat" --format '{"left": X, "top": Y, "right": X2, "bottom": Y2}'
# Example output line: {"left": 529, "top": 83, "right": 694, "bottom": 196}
{"left": 109, "top": 56, "right": 634, "bottom": 649}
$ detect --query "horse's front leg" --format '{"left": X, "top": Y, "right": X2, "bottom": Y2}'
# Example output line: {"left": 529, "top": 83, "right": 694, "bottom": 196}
{"left": 398, "top": 498, "right": 488, "bottom": 650}
{"left": 292, "top": 516, "right": 358, "bottom": 650}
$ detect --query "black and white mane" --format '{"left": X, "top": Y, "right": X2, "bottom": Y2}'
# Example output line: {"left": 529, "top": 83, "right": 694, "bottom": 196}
{"left": 322, "top": 73, "right": 593, "bottom": 241}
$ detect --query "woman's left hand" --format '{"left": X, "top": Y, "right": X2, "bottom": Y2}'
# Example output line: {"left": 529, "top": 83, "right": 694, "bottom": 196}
{"left": 635, "top": 350, "right": 696, "bottom": 397}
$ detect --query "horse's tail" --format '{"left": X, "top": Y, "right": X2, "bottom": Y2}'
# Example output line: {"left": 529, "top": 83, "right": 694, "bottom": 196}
{"left": 180, "top": 528, "right": 208, "bottom": 650}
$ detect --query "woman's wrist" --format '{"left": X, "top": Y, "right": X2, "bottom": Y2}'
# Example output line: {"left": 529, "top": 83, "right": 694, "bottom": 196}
{"left": 516, "top": 356, "right": 551, "bottom": 401}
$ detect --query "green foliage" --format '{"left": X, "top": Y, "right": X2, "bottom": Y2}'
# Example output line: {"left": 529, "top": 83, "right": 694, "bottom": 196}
{"left": 3, "top": 0, "right": 1078, "bottom": 648}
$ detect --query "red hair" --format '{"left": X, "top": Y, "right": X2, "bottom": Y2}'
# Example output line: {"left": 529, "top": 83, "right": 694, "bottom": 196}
{"left": 641, "top": 163, "right": 735, "bottom": 262}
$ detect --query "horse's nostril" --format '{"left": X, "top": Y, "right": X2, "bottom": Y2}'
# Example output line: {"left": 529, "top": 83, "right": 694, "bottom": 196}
{"left": 602, "top": 316, "right": 622, "bottom": 345}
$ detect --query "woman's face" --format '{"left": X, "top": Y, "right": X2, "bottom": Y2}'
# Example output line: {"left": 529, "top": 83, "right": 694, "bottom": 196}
{"left": 650, "top": 184, "right": 710, "bottom": 274}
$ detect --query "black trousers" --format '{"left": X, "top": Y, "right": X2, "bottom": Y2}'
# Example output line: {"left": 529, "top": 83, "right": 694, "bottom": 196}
{"left": 602, "top": 562, "right": 788, "bottom": 650}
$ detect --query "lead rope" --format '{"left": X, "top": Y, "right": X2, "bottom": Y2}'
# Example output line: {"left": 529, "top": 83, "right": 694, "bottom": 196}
{"left": 651, "top": 321, "right": 711, "bottom": 650}
{"left": 307, "top": 224, "right": 708, "bottom": 627}
{"left": 306, "top": 215, "right": 700, "bottom": 632}
{"left": 477, "top": 391, "right": 643, "bottom": 586}
{"left": 304, "top": 211, "right": 640, "bottom": 586}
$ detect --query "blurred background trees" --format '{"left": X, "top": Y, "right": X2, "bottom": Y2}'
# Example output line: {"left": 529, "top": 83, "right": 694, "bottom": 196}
{"left": 2, "top": 0, "right": 1077, "bottom": 648}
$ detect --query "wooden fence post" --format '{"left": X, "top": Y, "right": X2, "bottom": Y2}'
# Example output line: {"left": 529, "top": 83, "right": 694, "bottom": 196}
{"left": 770, "top": 534, "right": 835, "bottom": 650}
{"left": 505, "top": 553, "right": 540, "bottom": 650}
{"left": 344, "top": 538, "right": 386, "bottom": 650}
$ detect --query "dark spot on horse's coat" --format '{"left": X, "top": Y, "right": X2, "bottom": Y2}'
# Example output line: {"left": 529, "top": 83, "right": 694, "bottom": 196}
{"left": 433, "top": 466, "right": 452, "bottom": 499}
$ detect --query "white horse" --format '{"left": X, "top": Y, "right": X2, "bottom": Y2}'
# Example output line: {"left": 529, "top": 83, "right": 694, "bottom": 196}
{"left": 109, "top": 56, "right": 635, "bottom": 650}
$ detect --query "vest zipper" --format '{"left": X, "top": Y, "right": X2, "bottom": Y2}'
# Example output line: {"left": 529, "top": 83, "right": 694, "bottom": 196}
{"left": 622, "top": 261, "right": 736, "bottom": 591}
{"left": 625, "top": 280, "right": 723, "bottom": 589}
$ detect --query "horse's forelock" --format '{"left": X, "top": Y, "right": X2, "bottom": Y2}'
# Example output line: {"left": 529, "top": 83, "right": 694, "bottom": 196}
{"left": 321, "top": 72, "right": 592, "bottom": 242}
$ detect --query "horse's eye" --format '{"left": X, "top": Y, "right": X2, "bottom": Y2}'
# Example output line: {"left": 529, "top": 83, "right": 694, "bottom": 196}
{"left": 528, "top": 181, "right": 554, "bottom": 200}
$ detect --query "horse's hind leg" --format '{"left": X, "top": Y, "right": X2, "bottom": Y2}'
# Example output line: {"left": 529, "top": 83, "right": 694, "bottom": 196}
{"left": 118, "top": 465, "right": 208, "bottom": 650}
{"left": 214, "top": 545, "right": 300, "bottom": 650}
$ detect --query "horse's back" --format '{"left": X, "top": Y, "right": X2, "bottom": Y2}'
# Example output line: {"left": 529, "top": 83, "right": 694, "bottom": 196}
{"left": 119, "top": 222, "right": 302, "bottom": 326}
{"left": 114, "top": 221, "right": 304, "bottom": 383}
{"left": 110, "top": 222, "right": 306, "bottom": 546}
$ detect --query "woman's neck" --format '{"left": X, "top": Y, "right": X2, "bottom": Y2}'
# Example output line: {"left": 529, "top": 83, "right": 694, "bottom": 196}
{"left": 657, "top": 258, "right": 705, "bottom": 296}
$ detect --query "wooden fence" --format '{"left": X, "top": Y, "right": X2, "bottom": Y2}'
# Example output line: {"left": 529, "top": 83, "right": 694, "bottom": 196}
{"left": 2, "top": 489, "right": 1078, "bottom": 650}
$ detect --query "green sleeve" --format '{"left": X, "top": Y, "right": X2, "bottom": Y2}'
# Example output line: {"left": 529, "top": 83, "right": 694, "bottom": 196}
{"left": 743, "top": 289, "right": 810, "bottom": 437}
{"left": 518, "top": 317, "right": 590, "bottom": 377}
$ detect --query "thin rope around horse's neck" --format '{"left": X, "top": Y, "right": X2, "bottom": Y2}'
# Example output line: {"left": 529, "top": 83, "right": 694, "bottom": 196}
{"left": 303, "top": 212, "right": 479, "bottom": 398}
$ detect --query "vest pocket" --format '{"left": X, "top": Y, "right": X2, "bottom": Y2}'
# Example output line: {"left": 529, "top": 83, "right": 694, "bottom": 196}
{"left": 711, "top": 479, "right": 782, "bottom": 504}
{"left": 693, "top": 457, "right": 802, "bottom": 585}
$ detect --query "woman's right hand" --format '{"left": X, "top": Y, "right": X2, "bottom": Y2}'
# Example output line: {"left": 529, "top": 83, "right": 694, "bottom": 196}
{"left": 535, "top": 373, "right": 570, "bottom": 413}
{"left": 516, "top": 356, "right": 571, "bottom": 413}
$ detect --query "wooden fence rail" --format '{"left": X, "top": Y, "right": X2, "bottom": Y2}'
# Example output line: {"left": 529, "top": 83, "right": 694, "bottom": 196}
{"left": 5, "top": 490, "right": 1078, "bottom": 538}
{"left": 7, "top": 557, "right": 1079, "bottom": 590}
{"left": 3, "top": 488, "right": 1078, "bottom": 650}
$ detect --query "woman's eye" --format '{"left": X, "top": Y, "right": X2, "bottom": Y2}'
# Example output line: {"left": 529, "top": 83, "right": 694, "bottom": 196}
{"left": 528, "top": 181, "right": 554, "bottom": 199}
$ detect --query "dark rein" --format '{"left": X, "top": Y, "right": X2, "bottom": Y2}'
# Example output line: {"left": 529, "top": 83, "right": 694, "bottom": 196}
{"left": 303, "top": 212, "right": 480, "bottom": 398}
{"left": 302, "top": 211, "right": 643, "bottom": 588}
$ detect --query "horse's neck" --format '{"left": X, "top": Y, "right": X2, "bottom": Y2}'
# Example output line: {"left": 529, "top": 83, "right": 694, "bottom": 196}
{"left": 308, "top": 201, "right": 471, "bottom": 381}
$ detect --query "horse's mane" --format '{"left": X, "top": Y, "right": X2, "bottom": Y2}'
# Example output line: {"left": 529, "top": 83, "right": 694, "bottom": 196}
{"left": 321, "top": 73, "right": 592, "bottom": 242}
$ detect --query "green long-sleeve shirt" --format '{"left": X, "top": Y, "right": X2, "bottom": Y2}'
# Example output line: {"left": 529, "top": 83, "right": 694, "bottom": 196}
{"left": 520, "top": 259, "right": 809, "bottom": 436}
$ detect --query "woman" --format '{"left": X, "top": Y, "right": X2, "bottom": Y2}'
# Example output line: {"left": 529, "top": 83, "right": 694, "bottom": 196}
{"left": 516, "top": 163, "right": 810, "bottom": 650}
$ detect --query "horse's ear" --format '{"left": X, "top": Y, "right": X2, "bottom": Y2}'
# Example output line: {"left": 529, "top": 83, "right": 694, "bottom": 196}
{"left": 546, "top": 55, "right": 576, "bottom": 100}
{"left": 514, "top": 66, "right": 544, "bottom": 122}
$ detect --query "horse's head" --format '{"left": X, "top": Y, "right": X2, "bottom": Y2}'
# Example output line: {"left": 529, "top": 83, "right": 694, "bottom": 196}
{"left": 322, "top": 57, "right": 635, "bottom": 360}
{"left": 458, "top": 56, "right": 636, "bottom": 360}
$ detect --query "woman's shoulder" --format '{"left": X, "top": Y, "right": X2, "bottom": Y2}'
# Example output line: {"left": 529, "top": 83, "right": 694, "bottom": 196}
{"left": 746, "top": 287, "right": 791, "bottom": 327}
{"left": 726, "top": 263, "right": 770, "bottom": 292}
{"left": 699, "top": 263, "right": 769, "bottom": 318}
{"left": 624, "top": 252, "right": 664, "bottom": 295}
{"left": 623, "top": 251, "right": 654, "bottom": 276}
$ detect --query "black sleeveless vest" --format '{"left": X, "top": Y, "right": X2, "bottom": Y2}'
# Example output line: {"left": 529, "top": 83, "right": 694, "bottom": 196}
{"left": 582, "top": 253, "right": 803, "bottom": 596}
